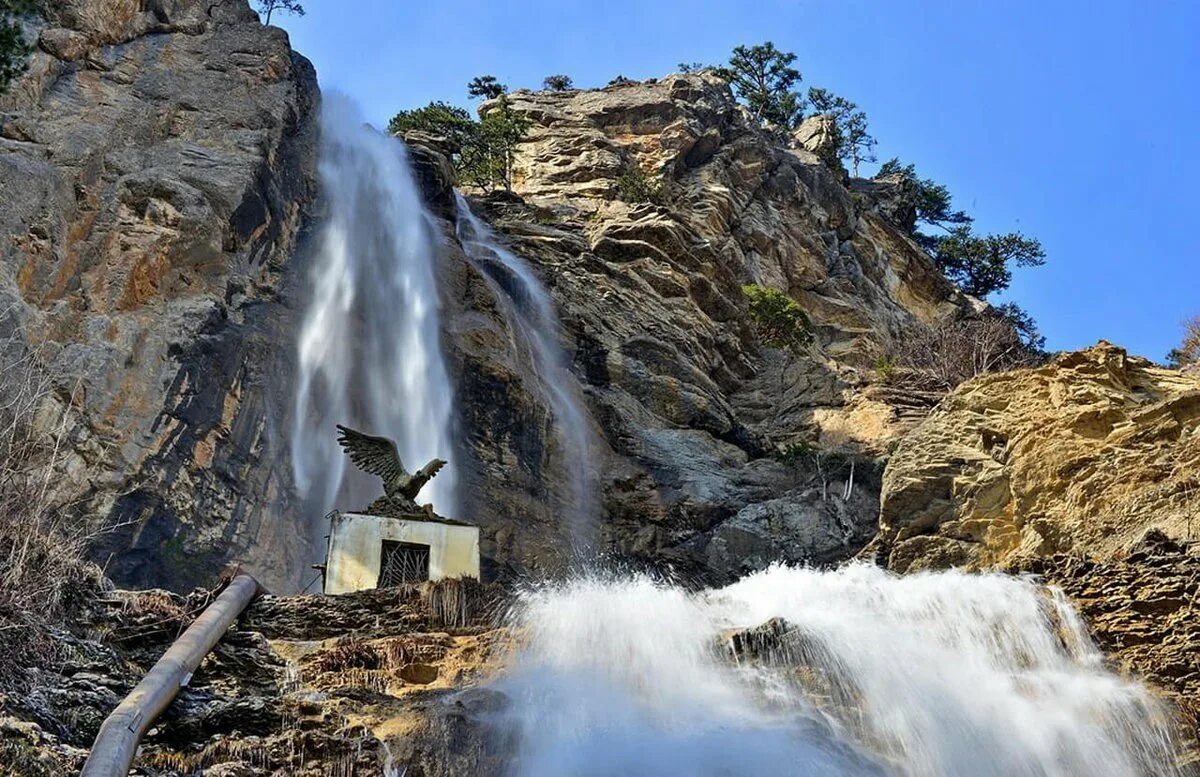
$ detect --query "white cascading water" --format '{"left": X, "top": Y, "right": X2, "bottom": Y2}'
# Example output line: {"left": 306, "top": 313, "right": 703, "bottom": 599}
{"left": 292, "top": 95, "right": 456, "bottom": 518}
{"left": 453, "top": 193, "right": 595, "bottom": 546}
{"left": 500, "top": 564, "right": 1184, "bottom": 777}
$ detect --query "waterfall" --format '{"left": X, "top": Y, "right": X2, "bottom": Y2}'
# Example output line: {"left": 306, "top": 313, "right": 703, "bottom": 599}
{"left": 291, "top": 95, "right": 457, "bottom": 520}
{"left": 453, "top": 194, "right": 595, "bottom": 548}
{"left": 500, "top": 564, "right": 1184, "bottom": 777}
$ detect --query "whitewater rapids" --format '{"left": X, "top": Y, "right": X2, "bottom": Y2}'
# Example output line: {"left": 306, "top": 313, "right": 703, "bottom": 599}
{"left": 498, "top": 563, "right": 1184, "bottom": 777}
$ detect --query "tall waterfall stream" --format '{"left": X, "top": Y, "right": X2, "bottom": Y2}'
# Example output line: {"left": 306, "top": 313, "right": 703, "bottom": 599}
{"left": 295, "top": 100, "right": 1185, "bottom": 776}
{"left": 292, "top": 96, "right": 457, "bottom": 519}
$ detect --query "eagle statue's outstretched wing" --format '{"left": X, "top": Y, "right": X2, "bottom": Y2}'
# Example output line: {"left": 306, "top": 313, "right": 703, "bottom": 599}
{"left": 336, "top": 424, "right": 406, "bottom": 484}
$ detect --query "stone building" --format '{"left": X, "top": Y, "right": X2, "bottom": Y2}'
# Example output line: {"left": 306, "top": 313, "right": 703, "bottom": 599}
{"left": 322, "top": 511, "right": 481, "bottom": 595}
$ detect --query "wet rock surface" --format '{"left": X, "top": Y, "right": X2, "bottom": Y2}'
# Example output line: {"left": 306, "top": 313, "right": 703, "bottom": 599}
{"left": 1020, "top": 531, "right": 1200, "bottom": 751}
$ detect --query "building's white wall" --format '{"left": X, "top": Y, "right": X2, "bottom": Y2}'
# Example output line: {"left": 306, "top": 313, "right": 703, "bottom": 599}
{"left": 324, "top": 513, "right": 480, "bottom": 595}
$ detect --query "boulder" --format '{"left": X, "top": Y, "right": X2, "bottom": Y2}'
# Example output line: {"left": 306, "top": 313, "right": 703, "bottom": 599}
{"left": 873, "top": 341, "right": 1200, "bottom": 572}
{"left": 792, "top": 113, "right": 838, "bottom": 160}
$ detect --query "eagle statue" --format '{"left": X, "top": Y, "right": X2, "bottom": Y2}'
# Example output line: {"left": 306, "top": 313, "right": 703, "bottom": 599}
{"left": 335, "top": 424, "right": 446, "bottom": 514}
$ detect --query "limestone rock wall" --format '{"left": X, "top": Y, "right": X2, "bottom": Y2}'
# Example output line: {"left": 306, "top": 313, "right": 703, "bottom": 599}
{"left": 0, "top": 14, "right": 980, "bottom": 589}
{"left": 0, "top": 0, "right": 319, "bottom": 591}
{"left": 438, "top": 75, "right": 976, "bottom": 581}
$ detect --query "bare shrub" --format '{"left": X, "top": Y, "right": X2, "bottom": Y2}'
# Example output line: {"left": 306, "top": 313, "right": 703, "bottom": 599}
{"left": 892, "top": 314, "right": 1041, "bottom": 390}
{"left": 0, "top": 323, "right": 100, "bottom": 689}
{"left": 1167, "top": 315, "right": 1200, "bottom": 368}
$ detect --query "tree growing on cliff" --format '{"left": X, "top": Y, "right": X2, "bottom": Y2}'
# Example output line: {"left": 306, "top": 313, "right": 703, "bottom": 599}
{"left": 468, "top": 75, "right": 507, "bottom": 100}
{"left": 742, "top": 284, "right": 812, "bottom": 353}
{"left": 716, "top": 42, "right": 804, "bottom": 129}
{"left": 254, "top": 0, "right": 304, "bottom": 25}
{"left": 844, "top": 110, "right": 877, "bottom": 176}
{"left": 460, "top": 101, "right": 531, "bottom": 192}
{"left": 806, "top": 87, "right": 876, "bottom": 175}
{"left": 0, "top": 0, "right": 37, "bottom": 93}
{"left": 542, "top": 74, "right": 573, "bottom": 91}
{"left": 387, "top": 102, "right": 476, "bottom": 152}
{"left": 932, "top": 227, "right": 1046, "bottom": 299}
{"left": 388, "top": 98, "right": 530, "bottom": 193}
{"left": 1167, "top": 315, "right": 1200, "bottom": 367}
{"left": 874, "top": 159, "right": 1045, "bottom": 299}
{"left": 875, "top": 158, "right": 973, "bottom": 243}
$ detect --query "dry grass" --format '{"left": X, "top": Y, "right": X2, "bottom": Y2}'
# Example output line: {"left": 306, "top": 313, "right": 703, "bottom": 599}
{"left": 422, "top": 577, "right": 492, "bottom": 629}
{"left": 0, "top": 328, "right": 101, "bottom": 690}
{"left": 1173, "top": 315, "right": 1200, "bottom": 368}
{"left": 309, "top": 638, "right": 381, "bottom": 674}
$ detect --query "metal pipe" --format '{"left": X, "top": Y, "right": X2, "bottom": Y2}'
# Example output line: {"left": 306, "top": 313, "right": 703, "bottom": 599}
{"left": 79, "top": 574, "right": 262, "bottom": 777}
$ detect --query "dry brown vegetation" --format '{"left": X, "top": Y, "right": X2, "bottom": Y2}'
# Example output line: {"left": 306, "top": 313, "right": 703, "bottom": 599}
{"left": 0, "top": 328, "right": 99, "bottom": 689}
{"left": 1170, "top": 314, "right": 1200, "bottom": 368}
{"left": 308, "top": 638, "right": 381, "bottom": 673}
{"left": 885, "top": 314, "right": 1042, "bottom": 390}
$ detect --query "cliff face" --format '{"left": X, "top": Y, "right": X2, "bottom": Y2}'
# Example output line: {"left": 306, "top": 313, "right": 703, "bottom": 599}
{"left": 436, "top": 75, "right": 976, "bottom": 581}
{"left": 0, "top": 0, "right": 319, "bottom": 590}
{"left": 0, "top": 3, "right": 979, "bottom": 588}
{"left": 2, "top": 11, "right": 983, "bottom": 587}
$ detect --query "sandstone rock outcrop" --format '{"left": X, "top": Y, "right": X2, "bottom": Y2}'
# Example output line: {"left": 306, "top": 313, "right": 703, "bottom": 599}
{"left": 0, "top": 0, "right": 318, "bottom": 590}
{"left": 874, "top": 342, "right": 1200, "bottom": 573}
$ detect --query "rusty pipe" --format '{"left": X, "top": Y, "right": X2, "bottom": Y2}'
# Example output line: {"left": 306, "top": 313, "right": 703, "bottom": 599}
{"left": 79, "top": 574, "right": 262, "bottom": 777}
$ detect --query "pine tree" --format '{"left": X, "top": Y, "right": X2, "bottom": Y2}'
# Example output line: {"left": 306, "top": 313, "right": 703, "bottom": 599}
{"left": 0, "top": 0, "right": 37, "bottom": 94}
{"left": 255, "top": 0, "right": 304, "bottom": 25}
{"left": 806, "top": 88, "right": 875, "bottom": 175}
{"left": 715, "top": 42, "right": 804, "bottom": 129}
{"left": 467, "top": 75, "right": 507, "bottom": 100}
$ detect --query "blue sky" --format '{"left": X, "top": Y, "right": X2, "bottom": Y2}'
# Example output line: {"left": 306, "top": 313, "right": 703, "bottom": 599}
{"left": 279, "top": 0, "right": 1199, "bottom": 361}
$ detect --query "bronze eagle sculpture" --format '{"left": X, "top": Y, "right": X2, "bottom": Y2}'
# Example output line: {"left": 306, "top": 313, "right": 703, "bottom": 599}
{"left": 336, "top": 424, "right": 446, "bottom": 512}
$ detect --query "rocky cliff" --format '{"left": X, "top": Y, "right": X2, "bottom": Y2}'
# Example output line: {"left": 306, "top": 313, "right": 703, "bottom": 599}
{"left": 0, "top": 580, "right": 507, "bottom": 775}
{"left": 874, "top": 342, "right": 1200, "bottom": 572}
{"left": 432, "top": 74, "right": 978, "bottom": 582}
{"left": 0, "top": 0, "right": 318, "bottom": 590}
{"left": 0, "top": 1, "right": 982, "bottom": 591}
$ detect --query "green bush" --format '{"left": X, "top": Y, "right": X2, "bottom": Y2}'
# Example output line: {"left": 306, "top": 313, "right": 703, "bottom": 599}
{"left": 742, "top": 284, "right": 813, "bottom": 353}
{"left": 873, "top": 354, "right": 898, "bottom": 384}
{"left": 616, "top": 167, "right": 665, "bottom": 205}
{"left": 775, "top": 440, "right": 816, "bottom": 466}
{"left": 0, "top": 0, "right": 39, "bottom": 94}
